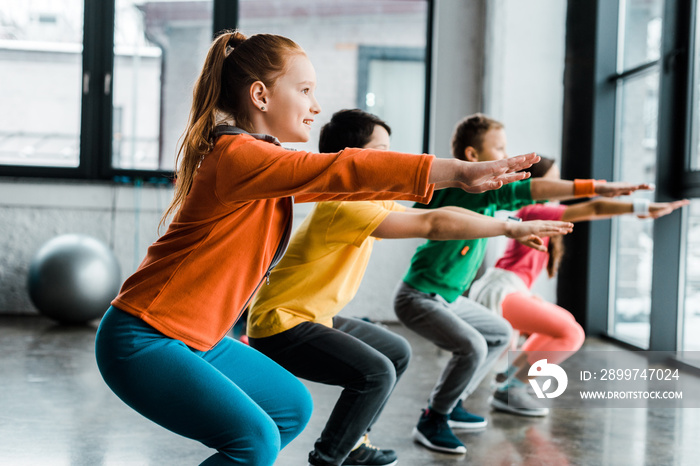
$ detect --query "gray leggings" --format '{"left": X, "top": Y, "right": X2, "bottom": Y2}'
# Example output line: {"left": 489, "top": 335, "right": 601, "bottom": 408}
{"left": 393, "top": 281, "right": 512, "bottom": 414}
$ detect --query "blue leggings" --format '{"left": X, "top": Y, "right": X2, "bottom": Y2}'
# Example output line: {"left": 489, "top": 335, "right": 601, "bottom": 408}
{"left": 95, "top": 307, "right": 313, "bottom": 465}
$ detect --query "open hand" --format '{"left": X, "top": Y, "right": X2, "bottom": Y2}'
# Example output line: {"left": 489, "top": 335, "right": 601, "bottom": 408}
{"left": 456, "top": 153, "right": 540, "bottom": 193}
{"left": 595, "top": 182, "right": 654, "bottom": 197}
{"left": 516, "top": 235, "right": 547, "bottom": 252}
{"left": 506, "top": 219, "right": 574, "bottom": 240}
{"left": 638, "top": 199, "right": 690, "bottom": 219}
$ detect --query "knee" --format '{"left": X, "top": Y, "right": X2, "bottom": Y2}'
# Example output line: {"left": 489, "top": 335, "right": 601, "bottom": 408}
{"left": 250, "top": 424, "right": 282, "bottom": 464}
{"left": 374, "top": 356, "right": 398, "bottom": 390}
{"left": 284, "top": 382, "right": 314, "bottom": 439}
{"left": 493, "top": 317, "right": 514, "bottom": 349}
{"left": 218, "top": 416, "right": 281, "bottom": 464}
{"left": 459, "top": 335, "right": 489, "bottom": 365}
{"left": 393, "top": 335, "right": 412, "bottom": 377}
{"left": 296, "top": 387, "right": 314, "bottom": 432}
{"left": 565, "top": 321, "right": 586, "bottom": 351}
{"left": 355, "top": 355, "right": 398, "bottom": 397}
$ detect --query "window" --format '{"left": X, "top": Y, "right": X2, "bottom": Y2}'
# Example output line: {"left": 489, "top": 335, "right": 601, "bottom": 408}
{"left": 112, "top": 0, "right": 214, "bottom": 173}
{"left": 561, "top": 0, "right": 697, "bottom": 353}
{"left": 1, "top": 1, "right": 430, "bottom": 179}
{"left": 0, "top": 0, "right": 84, "bottom": 168}
{"left": 681, "top": 199, "right": 700, "bottom": 351}
{"left": 679, "top": 1, "right": 700, "bottom": 353}
{"left": 112, "top": 0, "right": 164, "bottom": 171}
{"left": 357, "top": 46, "right": 426, "bottom": 154}
{"left": 0, "top": 0, "right": 232, "bottom": 180}
{"left": 238, "top": 0, "right": 429, "bottom": 154}
{"left": 608, "top": 0, "right": 664, "bottom": 348}
{"left": 688, "top": 6, "right": 700, "bottom": 173}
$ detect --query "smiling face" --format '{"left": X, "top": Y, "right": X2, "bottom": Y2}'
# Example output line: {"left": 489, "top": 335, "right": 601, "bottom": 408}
{"left": 263, "top": 54, "right": 322, "bottom": 143}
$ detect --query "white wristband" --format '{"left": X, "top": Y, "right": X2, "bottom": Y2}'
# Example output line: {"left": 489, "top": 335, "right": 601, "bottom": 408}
{"left": 632, "top": 198, "right": 650, "bottom": 215}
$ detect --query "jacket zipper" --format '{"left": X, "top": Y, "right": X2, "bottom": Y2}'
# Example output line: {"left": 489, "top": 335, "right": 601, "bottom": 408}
{"left": 221, "top": 196, "right": 294, "bottom": 343}
{"left": 211, "top": 125, "right": 293, "bottom": 345}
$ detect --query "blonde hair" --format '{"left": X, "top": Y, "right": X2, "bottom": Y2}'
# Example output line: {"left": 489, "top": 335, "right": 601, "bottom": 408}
{"left": 160, "top": 30, "right": 305, "bottom": 229}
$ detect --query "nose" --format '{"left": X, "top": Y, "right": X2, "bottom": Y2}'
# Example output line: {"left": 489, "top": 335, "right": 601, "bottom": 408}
{"left": 310, "top": 95, "right": 321, "bottom": 115}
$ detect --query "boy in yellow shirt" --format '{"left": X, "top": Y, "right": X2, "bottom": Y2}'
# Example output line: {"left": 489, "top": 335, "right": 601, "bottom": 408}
{"left": 247, "top": 109, "right": 573, "bottom": 466}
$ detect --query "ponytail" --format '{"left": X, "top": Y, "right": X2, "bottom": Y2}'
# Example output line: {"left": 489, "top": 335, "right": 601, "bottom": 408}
{"left": 159, "top": 30, "right": 304, "bottom": 230}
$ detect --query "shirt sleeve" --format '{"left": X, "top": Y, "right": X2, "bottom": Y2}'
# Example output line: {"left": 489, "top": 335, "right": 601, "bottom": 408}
{"left": 295, "top": 184, "right": 434, "bottom": 204}
{"left": 214, "top": 136, "right": 434, "bottom": 204}
{"left": 517, "top": 203, "right": 567, "bottom": 221}
{"left": 410, "top": 181, "right": 532, "bottom": 214}
{"left": 487, "top": 179, "right": 534, "bottom": 211}
{"left": 325, "top": 201, "right": 404, "bottom": 247}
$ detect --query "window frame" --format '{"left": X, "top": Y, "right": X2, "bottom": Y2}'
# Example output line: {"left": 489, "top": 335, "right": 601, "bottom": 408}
{"left": 0, "top": 1, "right": 238, "bottom": 182}
{"left": 681, "top": 0, "right": 700, "bottom": 197}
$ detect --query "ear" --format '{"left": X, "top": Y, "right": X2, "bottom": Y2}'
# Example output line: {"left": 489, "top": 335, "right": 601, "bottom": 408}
{"left": 463, "top": 146, "right": 480, "bottom": 162}
{"left": 250, "top": 81, "right": 269, "bottom": 111}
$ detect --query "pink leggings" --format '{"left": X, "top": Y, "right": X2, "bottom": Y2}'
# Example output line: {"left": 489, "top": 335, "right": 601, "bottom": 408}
{"left": 501, "top": 291, "right": 585, "bottom": 365}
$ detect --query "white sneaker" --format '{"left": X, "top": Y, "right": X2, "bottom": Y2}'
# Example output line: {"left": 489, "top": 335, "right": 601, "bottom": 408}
{"left": 490, "top": 386, "right": 549, "bottom": 417}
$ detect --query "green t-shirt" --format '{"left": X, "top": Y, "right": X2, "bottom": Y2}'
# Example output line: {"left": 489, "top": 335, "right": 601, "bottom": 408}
{"left": 403, "top": 179, "right": 534, "bottom": 302}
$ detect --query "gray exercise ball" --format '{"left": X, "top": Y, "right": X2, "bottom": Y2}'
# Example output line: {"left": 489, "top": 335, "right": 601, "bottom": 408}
{"left": 27, "top": 234, "right": 121, "bottom": 324}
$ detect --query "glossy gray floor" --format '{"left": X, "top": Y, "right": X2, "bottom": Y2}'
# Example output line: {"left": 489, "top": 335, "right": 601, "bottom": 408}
{"left": 1, "top": 315, "right": 699, "bottom": 466}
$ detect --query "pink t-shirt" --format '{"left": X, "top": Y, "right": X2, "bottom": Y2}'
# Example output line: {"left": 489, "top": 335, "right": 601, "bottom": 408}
{"left": 494, "top": 203, "right": 567, "bottom": 289}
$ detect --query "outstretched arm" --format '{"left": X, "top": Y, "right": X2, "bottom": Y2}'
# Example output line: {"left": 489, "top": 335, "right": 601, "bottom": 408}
{"left": 529, "top": 179, "right": 654, "bottom": 201}
{"left": 429, "top": 153, "right": 540, "bottom": 193}
{"left": 371, "top": 206, "right": 573, "bottom": 247}
{"left": 560, "top": 198, "right": 690, "bottom": 223}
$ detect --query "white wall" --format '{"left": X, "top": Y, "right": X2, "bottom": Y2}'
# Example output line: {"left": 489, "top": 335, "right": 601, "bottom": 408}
{"left": 0, "top": 179, "right": 171, "bottom": 315}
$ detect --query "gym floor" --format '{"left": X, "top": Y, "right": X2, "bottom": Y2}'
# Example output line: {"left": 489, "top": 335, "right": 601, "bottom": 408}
{"left": 1, "top": 315, "right": 698, "bottom": 466}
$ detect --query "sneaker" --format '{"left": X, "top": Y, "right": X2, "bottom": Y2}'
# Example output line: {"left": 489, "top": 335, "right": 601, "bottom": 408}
{"left": 490, "top": 386, "right": 549, "bottom": 417}
{"left": 341, "top": 434, "right": 397, "bottom": 466}
{"left": 412, "top": 409, "right": 467, "bottom": 454}
{"left": 448, "top": 401, "right": 488, "bottom": 429}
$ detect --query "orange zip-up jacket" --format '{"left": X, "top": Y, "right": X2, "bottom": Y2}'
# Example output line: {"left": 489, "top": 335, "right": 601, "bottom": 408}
{"left": 112, "top": 133, "right": 435, "bottom": 350}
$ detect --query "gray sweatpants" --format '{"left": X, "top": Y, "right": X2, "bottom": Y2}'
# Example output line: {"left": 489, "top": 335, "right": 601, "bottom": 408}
{"left": 393, "top": 281, "right": 512, "bottom": 414}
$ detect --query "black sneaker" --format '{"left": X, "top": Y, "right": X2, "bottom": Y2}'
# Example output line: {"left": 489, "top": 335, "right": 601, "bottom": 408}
{"left": 448, "top": 401, "right": 488, "bottom": 429}
{"left": 341, "top": 434, "right": 397, "bottom": 466}
{"left": 412, "top": 409, "right": 467, "bottom": 454}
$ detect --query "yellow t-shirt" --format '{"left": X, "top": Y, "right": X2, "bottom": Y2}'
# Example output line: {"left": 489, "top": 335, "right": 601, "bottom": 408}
{"left": 247, "top": 200, "right": 405, "bottom": 338}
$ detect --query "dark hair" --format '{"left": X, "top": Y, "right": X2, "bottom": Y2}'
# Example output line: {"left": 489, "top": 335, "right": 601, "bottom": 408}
{"left": 161, "top": 30, "right": 305, "bottom": 229}
{"left": 522, "top": 156, "right": 564, "bottom": 278}
{"left": 451, "top": 113, "right": 504, "bottom": 160}
{"left": 520, "top": 156, "right": 555, "bottom": 178}
{"left": 318, "top": 109, "right": 391, "bottom": 153}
